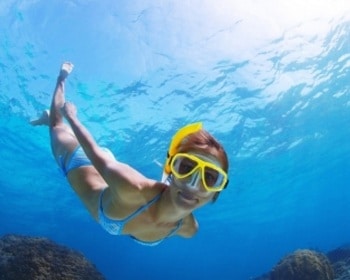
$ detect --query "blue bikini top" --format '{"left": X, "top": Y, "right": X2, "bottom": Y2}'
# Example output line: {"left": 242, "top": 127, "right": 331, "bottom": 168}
{"left": 98, "top": 189, "right": 183, "bottom": 246}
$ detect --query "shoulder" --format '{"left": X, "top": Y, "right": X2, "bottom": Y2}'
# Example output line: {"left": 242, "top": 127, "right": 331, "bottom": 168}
{"left": 108, "top": 176, "right": 166, "bottom": 206}
{"left": 101, "top": 179, "right": 167, "bottom": 219}
{"left": 104, "top": 160, "right": 157, "bottom": 193}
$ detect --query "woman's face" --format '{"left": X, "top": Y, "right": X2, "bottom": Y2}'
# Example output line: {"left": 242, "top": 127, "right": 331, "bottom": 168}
{"left": 169, "top": 151, "right": 223, "bottom": 210}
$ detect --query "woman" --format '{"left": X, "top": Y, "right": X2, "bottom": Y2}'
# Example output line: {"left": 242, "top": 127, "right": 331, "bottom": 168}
{"left": 31, "top": 62, "right": 229, "bottom": 246}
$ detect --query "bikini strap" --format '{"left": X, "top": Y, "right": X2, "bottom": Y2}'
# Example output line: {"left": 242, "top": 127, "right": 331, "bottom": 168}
{"left": 167, "top": 219, "right": 183, "bottom": 237}
{"left": 123, "top": 192, "right": 162, "bottom": 223}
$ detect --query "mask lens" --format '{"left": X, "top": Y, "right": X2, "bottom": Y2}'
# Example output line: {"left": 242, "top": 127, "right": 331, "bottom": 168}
{"left": 173, "top": 155, "right": 198, "bottom": 177}
{"left": 204, "top": 167, "right": 221, "bottom": 187}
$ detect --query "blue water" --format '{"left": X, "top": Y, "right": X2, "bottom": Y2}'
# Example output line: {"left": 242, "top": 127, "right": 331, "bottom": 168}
{"left": 1, "top": 1, "right": 350, "bottom": 279}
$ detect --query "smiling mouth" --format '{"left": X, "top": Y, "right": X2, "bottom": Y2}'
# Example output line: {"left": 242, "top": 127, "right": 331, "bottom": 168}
{"left": 178, "top": 191, "right": 199, "bottom": 204}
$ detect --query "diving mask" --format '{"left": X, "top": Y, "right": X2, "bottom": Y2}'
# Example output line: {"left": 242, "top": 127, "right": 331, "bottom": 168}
{"left": 170, "top": 153, "right": 228, "bottom": 192}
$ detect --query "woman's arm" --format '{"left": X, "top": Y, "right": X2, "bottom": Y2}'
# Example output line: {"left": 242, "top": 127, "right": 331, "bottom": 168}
{"left": 61, "top": 102, "right": 149, "bottom": 191}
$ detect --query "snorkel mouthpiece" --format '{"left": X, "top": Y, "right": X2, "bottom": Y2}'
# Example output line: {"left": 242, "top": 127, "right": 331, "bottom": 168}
{"left": 162, "top": 122, "right": 203, "bottom": 182}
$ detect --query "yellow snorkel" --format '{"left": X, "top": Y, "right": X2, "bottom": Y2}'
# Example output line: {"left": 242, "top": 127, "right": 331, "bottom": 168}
{"left": 162, "top": 122, "right": 203, "bottom": 183}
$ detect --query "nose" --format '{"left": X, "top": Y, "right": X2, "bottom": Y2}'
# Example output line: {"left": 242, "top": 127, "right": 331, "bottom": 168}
{"left": 185, "top": 171, "right": 202, "bottom": 190}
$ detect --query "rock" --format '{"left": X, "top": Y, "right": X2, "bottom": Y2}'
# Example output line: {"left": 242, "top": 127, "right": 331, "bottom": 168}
{"left": 327, "top": 245, "right": 350, "bottom": 263}
{"left": 327, "top": 246, "right": 350, "bottom": 280}
{"left": 0, "top": 234, "right": 105, "bottom": 280}
{"left": 270, "top": 249, "right": 334, "bottom": 280}
{"left": 252, "top": 245, "right": 350, "bottom": 280}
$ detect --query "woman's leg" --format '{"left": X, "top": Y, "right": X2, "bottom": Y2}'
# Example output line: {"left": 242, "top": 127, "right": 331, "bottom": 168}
{"left": 32, "top": 62, "right": 79, "bottom": 165}
{"left": 32, "top": 63, "right": 106, "bottom": 219}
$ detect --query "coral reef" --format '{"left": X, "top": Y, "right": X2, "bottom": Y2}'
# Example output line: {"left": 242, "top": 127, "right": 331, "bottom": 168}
{"left": 254, "top": 246, "right": 350, "bottom": 280}
{"left": 327, "top": 245, "right": 350, "bottom": 280}
{"left": 0, "top": 234, "right": 105, "bottom": 280}
{"left": 269, "top": 249, "right": 334, "bottom": 280}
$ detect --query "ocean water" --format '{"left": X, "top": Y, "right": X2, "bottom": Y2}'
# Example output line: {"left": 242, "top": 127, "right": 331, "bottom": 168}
{"left": 1, "top": 0, "right": 350, "bottom": 279}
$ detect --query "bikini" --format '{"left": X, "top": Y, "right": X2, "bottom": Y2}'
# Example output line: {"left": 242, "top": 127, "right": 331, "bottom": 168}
{"left": 98, "top": 189, "right": 183, "bottom": 246}
{"left": 59, "top": 146, "right": 183, "bottom": 246}
{"left": 58, "top": 146, "right": 114, "bottom": 176}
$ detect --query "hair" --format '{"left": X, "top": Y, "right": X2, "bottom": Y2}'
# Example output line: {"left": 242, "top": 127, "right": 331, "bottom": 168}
{"left": 176, "top": 129, "right": 229, "bottom": 172}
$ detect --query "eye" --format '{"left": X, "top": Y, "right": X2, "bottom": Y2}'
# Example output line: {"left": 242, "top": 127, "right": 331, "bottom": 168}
{"left": 178, "top": 157, "right": 197, "bottom": 175}
{"left": 204, "top": 168, "right": 219, "bottom": 186}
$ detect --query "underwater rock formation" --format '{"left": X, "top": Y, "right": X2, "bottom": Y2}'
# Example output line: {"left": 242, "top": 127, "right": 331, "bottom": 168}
{"left": 0, "top": 234, "right": 105, "bottom": 280}
{"left": 269, "top": 249, "right": 334, "bottom": 280}
{"left": 327, "top": 245, "right": 350, "bottom": 280}
{"left": 254, "top": 245, "right": 350, "bottom": 280}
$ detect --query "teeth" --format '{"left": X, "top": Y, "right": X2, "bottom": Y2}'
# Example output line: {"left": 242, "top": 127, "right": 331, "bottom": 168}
{"left": 180, "top": 192, "right": 195, "bottom": 201}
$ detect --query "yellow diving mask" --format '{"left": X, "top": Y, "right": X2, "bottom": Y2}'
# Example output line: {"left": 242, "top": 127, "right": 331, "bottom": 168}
{"left": 170, "top": 153, "right": 228, "bottom": 192}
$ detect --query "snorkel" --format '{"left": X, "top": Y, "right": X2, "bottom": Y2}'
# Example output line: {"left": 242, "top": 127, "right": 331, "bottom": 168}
{"left": 162, "top": 122, "right": 203, "bottom": 183}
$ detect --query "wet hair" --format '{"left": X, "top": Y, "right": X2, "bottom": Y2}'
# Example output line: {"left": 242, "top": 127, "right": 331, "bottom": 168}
{"left": 176, "top": 129, "right": 229, "bottom": 172}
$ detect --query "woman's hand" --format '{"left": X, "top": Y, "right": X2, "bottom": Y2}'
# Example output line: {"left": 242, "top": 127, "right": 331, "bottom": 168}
{"left": 61, "top": 102, "right": 77, "bottom": 121}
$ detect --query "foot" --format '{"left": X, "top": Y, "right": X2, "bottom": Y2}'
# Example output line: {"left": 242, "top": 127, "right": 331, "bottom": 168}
{"left": 30, "top": 109, "right": 50, "bottom": 126}
{"left": 58, "top": 62, "right": 74, "bottom": 81}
